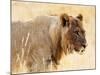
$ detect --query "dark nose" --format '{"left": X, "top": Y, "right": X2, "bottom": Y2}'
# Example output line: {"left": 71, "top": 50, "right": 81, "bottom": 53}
{"left": 83, "top": 44, "right": 86, "bottom": 48}
{"left": 81, "top": 39, "right": 87, "bottom": 48}
{"left": 82, "top": 43, "right": 87, "bottom": 48}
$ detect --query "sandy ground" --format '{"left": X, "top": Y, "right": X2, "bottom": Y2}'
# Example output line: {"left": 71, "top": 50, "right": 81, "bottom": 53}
{"left": 12, "top": 1, "right": 96, "bottom": 73}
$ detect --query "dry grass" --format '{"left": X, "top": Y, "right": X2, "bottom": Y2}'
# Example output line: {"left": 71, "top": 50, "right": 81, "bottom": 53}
{"left": 11, "top": 1, "right": 96, "bottom": 74}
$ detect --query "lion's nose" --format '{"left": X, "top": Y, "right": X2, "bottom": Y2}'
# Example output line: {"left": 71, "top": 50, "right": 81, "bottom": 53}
{"left": 82, "top": 43, "right": 87, "bottom": 48}
{"left": 83, "top": 45, "right": 86, "bottom": 48}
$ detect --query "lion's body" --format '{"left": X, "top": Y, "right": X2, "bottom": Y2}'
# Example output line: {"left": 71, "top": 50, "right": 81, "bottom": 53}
{"left": 11, "top": 14, "right": 86, "bottom": 74}
{"left": 12, "top": 16, "right": 63, "bottom": 73}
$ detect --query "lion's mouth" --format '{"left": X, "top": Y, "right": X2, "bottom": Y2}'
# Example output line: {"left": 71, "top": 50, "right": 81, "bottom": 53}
{"left": 74, "top": 43, "right": 87, "bottom": 55}
{"left": 74, "top": 47, "right": 85, "bottom": 55}
{"left": 78, "top": 47, "right": 85, "bottom": 55}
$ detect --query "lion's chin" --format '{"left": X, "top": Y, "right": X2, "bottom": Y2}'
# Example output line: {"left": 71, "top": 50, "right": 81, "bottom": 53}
{"left": 74, "top": 47, "right": 85, "bottom": 55}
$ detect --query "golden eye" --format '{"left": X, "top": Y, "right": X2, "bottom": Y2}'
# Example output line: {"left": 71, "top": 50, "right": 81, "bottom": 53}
{"left": 75, "top": 31, "right": 79, "bottom": 35}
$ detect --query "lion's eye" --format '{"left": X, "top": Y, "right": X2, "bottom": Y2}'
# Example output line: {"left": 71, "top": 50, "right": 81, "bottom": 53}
{"left": 74, "top": 27, "right": 80, "bottom": 35}
{"left": 74, "top": 30, "right": 79, "bottom": 35}
{"left": 75, "top": 31, "right": 79, "bottom": 35}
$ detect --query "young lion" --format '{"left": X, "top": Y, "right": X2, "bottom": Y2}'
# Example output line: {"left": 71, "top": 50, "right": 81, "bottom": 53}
{"left": 11, "top": 13, "right": 87, "bottom": 74}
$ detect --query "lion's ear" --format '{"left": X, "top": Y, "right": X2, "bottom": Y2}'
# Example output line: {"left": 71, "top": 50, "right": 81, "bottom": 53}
{"left": 76, "top": 14, "right": 83, "bottom": 21}
{"left": 60, "top": 14, "right": 69, "bottom": 27}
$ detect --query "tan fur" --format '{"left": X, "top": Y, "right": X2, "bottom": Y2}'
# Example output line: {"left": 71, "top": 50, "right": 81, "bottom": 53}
{"left": 11, "top": 13, "right": 86, "bottom": 74}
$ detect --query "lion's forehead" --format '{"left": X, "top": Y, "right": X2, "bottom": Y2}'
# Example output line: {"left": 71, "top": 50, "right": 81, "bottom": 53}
{"left": 68, "top": 17, "right": 85, "bottom": 33}
{"left": 69, "top": 17, "right": 82, "bottom": 26}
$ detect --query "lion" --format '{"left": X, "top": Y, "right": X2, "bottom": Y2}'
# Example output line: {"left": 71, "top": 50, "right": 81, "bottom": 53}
{"left": 11, "top": 13, "right": 87, "bottom": 74}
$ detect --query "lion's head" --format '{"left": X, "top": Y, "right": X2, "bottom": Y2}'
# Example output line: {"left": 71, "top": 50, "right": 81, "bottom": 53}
{"left": 60, "top": 14, "right": 87, "bottom": 55}
{"left": 51, "top": 14, "right": 87, "bottom": 65}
